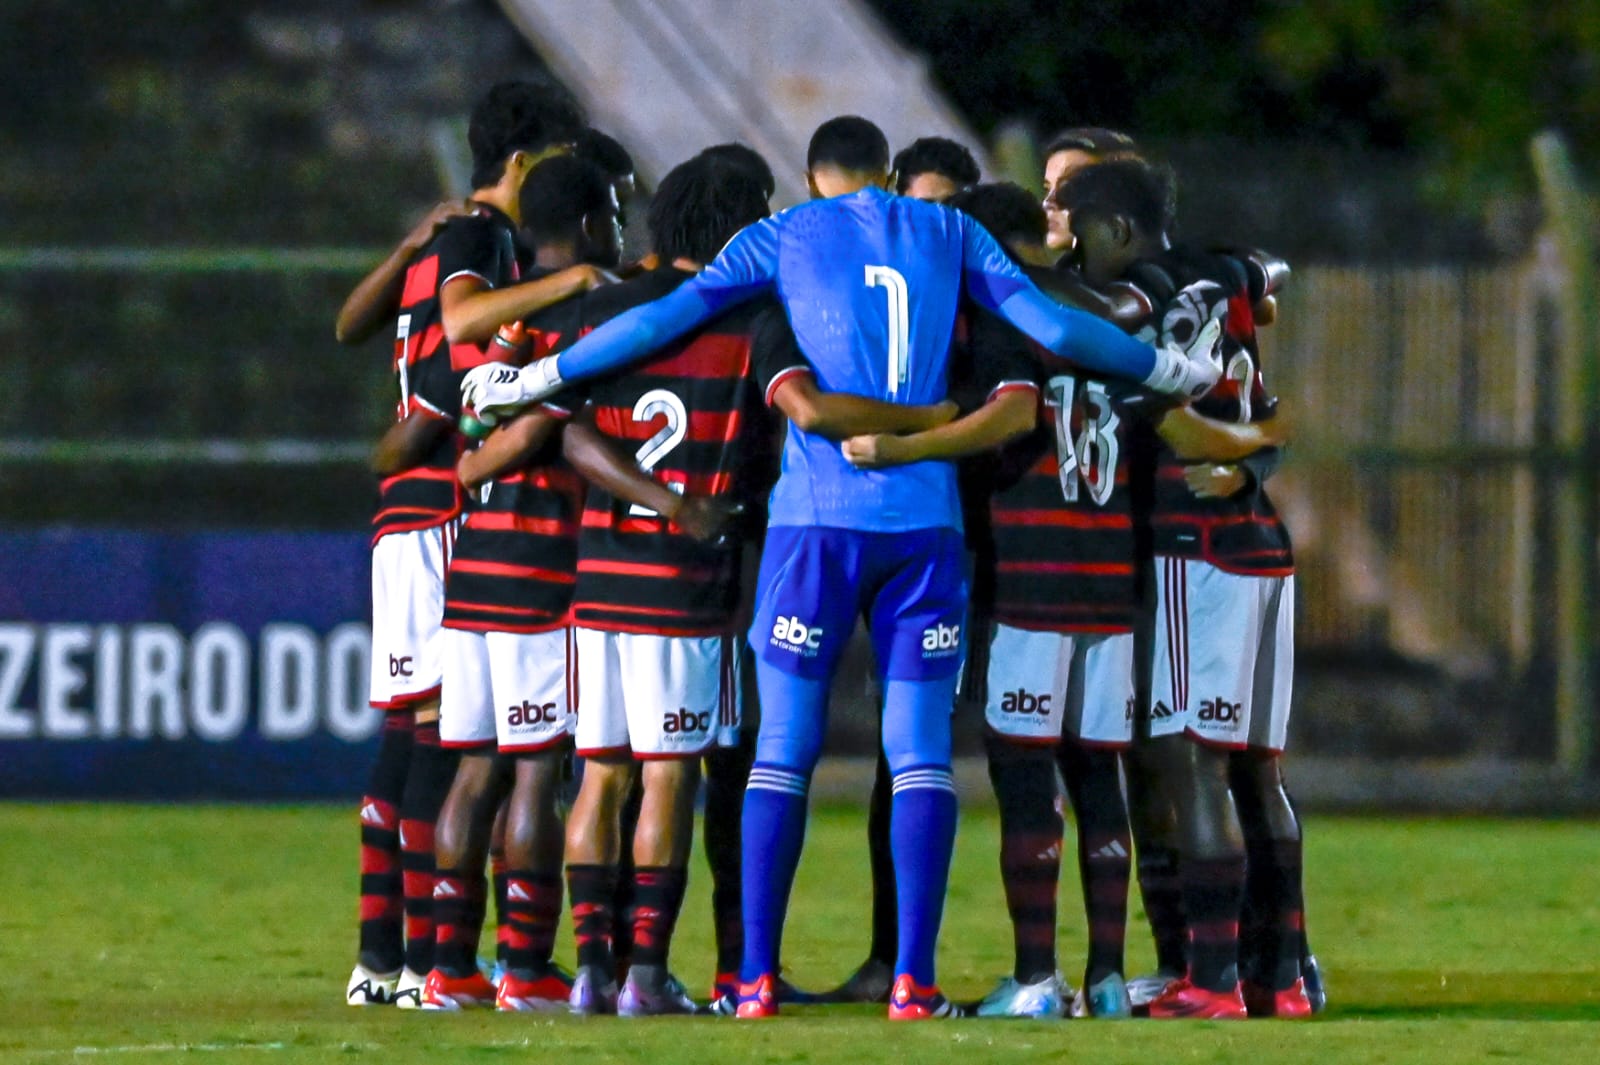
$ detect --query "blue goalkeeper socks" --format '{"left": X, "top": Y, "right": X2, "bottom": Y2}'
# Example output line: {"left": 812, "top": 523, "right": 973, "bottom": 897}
{"left": 739, "top": 664, "right": 830, "bottom": 983}
{"left": 882, "top": 676, "right": 960, "bottom": 987}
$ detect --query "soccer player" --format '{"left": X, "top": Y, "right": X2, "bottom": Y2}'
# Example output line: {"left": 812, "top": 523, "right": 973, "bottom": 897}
{"left": 461, "top": 115, "right": 1225, "bottom": 1021}
{"left": 844, "top": 181, "right": 1140, "bottom": 1019}
{"left": 893, "top": 136, "right": 981, "bottom": 202}
{"left": 1039, "top": 127, "right": 1139, "bottom": 259}
{"left": 553, "top": 154, "right": 773, "bottom": 1015}
{"left": 343, "top": 77, "right": 593, "bottom": 1008}
{"left": 1055, "top": 158, "right": 1303, "bottom": 1019}
{"left": 418, "top": 153, "right": 623, "bottom": 1011}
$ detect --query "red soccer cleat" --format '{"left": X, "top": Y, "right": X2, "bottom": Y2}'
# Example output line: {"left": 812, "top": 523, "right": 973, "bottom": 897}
{"left": 495, "top": 967, "right": 574, "bottom": 1012}
{"left": 419, "top": 967, "right": 497, "bottom": 1010}
{"left": 1147, "top": 976, "right": 1248, "bottom": 1020}
{"left": 1243, "top": 978, "right": 1314, "bottom": 1019}
{"left": 734, "top": 973, "right": 779, "bottom": 1018}
{"left": 887, "top": 974, "right": 967, "bottom": 1020}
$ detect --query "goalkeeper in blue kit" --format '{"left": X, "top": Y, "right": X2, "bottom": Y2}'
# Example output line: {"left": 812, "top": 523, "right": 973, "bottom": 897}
{"left": 463, "top": 116, "right": 1224, "bottom": 1020}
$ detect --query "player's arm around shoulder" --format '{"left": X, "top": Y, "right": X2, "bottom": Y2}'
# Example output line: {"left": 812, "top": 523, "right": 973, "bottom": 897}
{"left": 440, "top": 265, "right": 612, "bottom": 346}
{"left": 455, "top": 407, "right": 564, "bottom": 491}
{"left": 371, "top": 409, "right": 452, "bottom": 477}
{"left": 841, "top": 384, "right": 1036, "bottom": 470}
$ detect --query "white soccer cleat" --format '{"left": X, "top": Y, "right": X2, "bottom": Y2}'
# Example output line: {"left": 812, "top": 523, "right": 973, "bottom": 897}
{"left": 346, "top": 964, "right": 399, "bottom": 1006}
{"left": 392, "top": 967, "right": 428, "bottom": 1010}
{"left": 1126, "top": 968, "right": 1184, "bottom": 1012}
{"left": 973, "top": 973, "right": 1069, "bottom": 1019}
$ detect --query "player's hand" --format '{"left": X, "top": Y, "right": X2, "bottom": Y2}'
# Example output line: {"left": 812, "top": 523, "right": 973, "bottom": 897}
{"left": 461, "top": 361, "right": 550, "bottom": 420}
{"left": 669, "top": 496, "right": 745, "bottom": 546}
{"left": 404, "top": 200, "right": 477, "bottom": 252}
{"left": 1184, "top": 463, "right": 1248, "bottom": 499}
{"left": 931, "top": 398, "right": 960, "bottom": 426}
{"left": 573, "top": 263, "right": 619, "bottom": 291}
{"left": 841, "top": 433, "right": 912, "bottom": 469}
{"left": 1142, "top": 280, "right": 1228, "bottom": 400}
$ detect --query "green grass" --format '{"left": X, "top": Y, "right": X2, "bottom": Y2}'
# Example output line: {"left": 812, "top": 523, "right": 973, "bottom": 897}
{"left": 4, "top": 805, "right": 1599, "bottom": 1063}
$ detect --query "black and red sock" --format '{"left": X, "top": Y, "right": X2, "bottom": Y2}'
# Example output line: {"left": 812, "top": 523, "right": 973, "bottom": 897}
{"left": 503, "top": 870, "right": 563, "bottom": 976}
{"left": 1136, "top": 844, "right": 1188, "bottom": 975}
{"left": 1060, "top": 744, "right": 1131, "bottom": 986}
{"left": 399, "top": 719, "right": 458, "bottom": 976}
{"left": 490, "top": 846, "right": 510, "bottom": 970}
{"left": 1181, "top": 854, "right": 1245, "bottom": 992}
{"left": 987, "top": 735, "right": 1062, "bottom": 984}
{"left": 629, "top": 866, "right": 689, "bottom": 969}
{"left": 431, "top": 866, "right": 486, "bottom": 979}
{"left": 568, "top": 863, "right": 619, "bottom": 973}
{"left": 357, "top": 713, "right": 412, "bottom": 973}
{"left": 867, "top": 751, "right": 898, "bottom": 965}
{"left": 704, "top": 739, "right": 753, "bottom": 975}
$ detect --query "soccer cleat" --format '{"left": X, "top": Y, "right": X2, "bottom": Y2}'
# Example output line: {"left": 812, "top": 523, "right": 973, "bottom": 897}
{"left": 1243, "top": 978, "right": 1314, "bottom": 1019}
{"left": 567, "top": 964, "right": 619, "bottom": 1016}
{"left": 392, "top": 967, "right": 427, "bottom": 1010}
{"left": 974, "top": 974, "right": 1067, "bottom": 1018}
{"left": 1126, "top": 968, "right": 1184, "bottom": 1014}
{"left": 487, "top": 959, "right": 506, "bottom": 989}
{"left": 1302, "top": 953, "right": 1327, "bottom": 1014}
{"left": 618, "top": 964, "right": 700, "bottom": 1017}
{"left": 734, "top": 973, "right": 780, "bottom": 1019}
{"left": 496, "top": 966, "right": 575, "bottom": 1012}
{"left": 708, "top": 972, "right": 738, "bottom": 1016}
{"left": 1146, "top": 977, "right": 1248, "bottom": 1020}
{"left": 888, "top": 974, "right": 968, "bottom": 1020}
{"left": 346, "top": 964, "right": 399, "bottom": 1006}
{"left": 419, "top": 968, "right": 497, "bottom": 1010}
{"left": 1071, "top": 973, "right": 1133, "bottom": 1019}
{"left": 818, "top": 956, "right": 894, "bottom": 1004}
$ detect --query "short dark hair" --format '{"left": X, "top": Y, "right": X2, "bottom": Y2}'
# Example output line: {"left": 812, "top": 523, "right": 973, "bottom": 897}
{"left": 699, "top": 142, "right": 776, "bottom": 201}
{"left": 467, "top": 77, "right": 586, "bottom": 189}
{"left": 1051, "top": 158, "right": 1176, "bottom": 238}
{"left": 648, "top": 155, "right": 771, "bottom": 265}
{"left": 575, "top": 128, "right": 634, "bottom": 180}
{"left": 1043, "top": 126, "right": 1138, "bottom": 160}
{"left": 892, "top": 136, "right": 980, "bottom": 194}
{"left": 806, "top": 115, "right": 890, "bottom": 173}
{"left": 947, "top": 183, "right": 1046, "bottom": 253}
{"left": 520, "top": 155, "right": 616, "bottom": 244}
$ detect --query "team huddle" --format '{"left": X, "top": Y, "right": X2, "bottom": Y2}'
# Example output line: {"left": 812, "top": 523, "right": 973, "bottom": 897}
{"left": 340, "top": 72, "right": 1321, "bottom": 1022}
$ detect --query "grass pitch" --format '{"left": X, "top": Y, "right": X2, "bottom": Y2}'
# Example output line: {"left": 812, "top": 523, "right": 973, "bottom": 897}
{"left": 4, "top": 804, "right": 1599, "bottom": 1064}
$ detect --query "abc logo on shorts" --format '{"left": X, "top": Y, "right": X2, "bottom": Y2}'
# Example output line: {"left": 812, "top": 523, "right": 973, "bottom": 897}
{"left": 1000, "top": 689, "right": 1051, "bottom": 715}
{"left": 506, "top": 700, "right": 559, "bottom": 727}
{"left": 921, "top": 622, "right": 960, "bottom": 656}
{"left": 662, "top": 707, "right": 712, "bottom": 735}
{"left": 771, "top": 615, "right": 823, "bottom": 653}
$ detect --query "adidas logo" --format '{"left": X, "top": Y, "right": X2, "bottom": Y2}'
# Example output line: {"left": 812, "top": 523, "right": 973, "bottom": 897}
{"left": 434, "top": 881, "right": 460, "bottom": 899}
{"left": 506, "top": 882, "right": 533, "bottom": 902}
{"left": 1036, "top": 842, "right": 1061, "bottom": 861}
{"left": 360, "top": 802, "right": 384, "bottom": 825}
{"left": 1092, "top": 840, "right": 1130, "bottom": 860}
{"left": 1151, "top": 701, "right": 1175, "bottom": 719}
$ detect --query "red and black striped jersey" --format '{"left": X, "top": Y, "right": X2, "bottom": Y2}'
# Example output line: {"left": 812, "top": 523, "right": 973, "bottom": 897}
{"left": 1120, "top": 247, "right": 1294, "bottom": 576}
{"left": 569, "top": 267, "right": 800, "bottom": 636}
{"left": 441, "top": 282, "right": 587, "bottom": 634}
{"left": 971, "top": 338, "right": 1143, "bottom": 634}
{"left": 373, "top": 206, "right": 526, "bottom": 542}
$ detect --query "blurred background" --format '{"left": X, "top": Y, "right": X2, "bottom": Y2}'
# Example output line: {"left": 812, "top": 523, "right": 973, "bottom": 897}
{"left": 1, "top": 0, "right": 1596, "bottom": 808}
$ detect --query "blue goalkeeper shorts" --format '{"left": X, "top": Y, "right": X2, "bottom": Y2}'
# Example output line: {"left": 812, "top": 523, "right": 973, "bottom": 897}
{"left": 750, "top": 526, "right": 967, "bottom": 682}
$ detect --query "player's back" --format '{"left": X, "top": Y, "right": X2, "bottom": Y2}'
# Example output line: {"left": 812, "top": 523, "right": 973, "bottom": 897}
{"left": 572, "top": 267, "right": 771, "bottom": 636}
{"left": 768, "top": 188, "right": 969, "bottom": 532}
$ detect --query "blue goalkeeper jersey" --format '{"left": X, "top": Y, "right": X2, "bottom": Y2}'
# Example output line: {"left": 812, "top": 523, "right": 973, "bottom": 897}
{"left": 548, "top": 186, "right": 1161, "bottom": 532}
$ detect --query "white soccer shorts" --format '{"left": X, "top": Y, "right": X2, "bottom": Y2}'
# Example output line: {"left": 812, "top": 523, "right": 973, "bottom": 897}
{"left": 984, "top": 623, "right": 1136, "bottom": 747}
{"left": 439, "top": 627, "right": 575, "bottom": 752}
{"left": 1148, "top": 557, "right": 1295, "bottom": 752}
{"left": 368, "top": 522, "right": 455, "bottom": 710}
{"left": 573, "top": 629, "right": 742, "bottom": 759}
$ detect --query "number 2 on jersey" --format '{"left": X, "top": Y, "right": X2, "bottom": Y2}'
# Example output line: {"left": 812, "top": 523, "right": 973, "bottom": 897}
{"left": 627, "top": 388, "right": 688, "bottom": 518}
{"left": 1045, "top": 374, "right": 1119, "bottom": 507}
{"left": 864, "top": 265, "right": 909, "bottom": 397}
